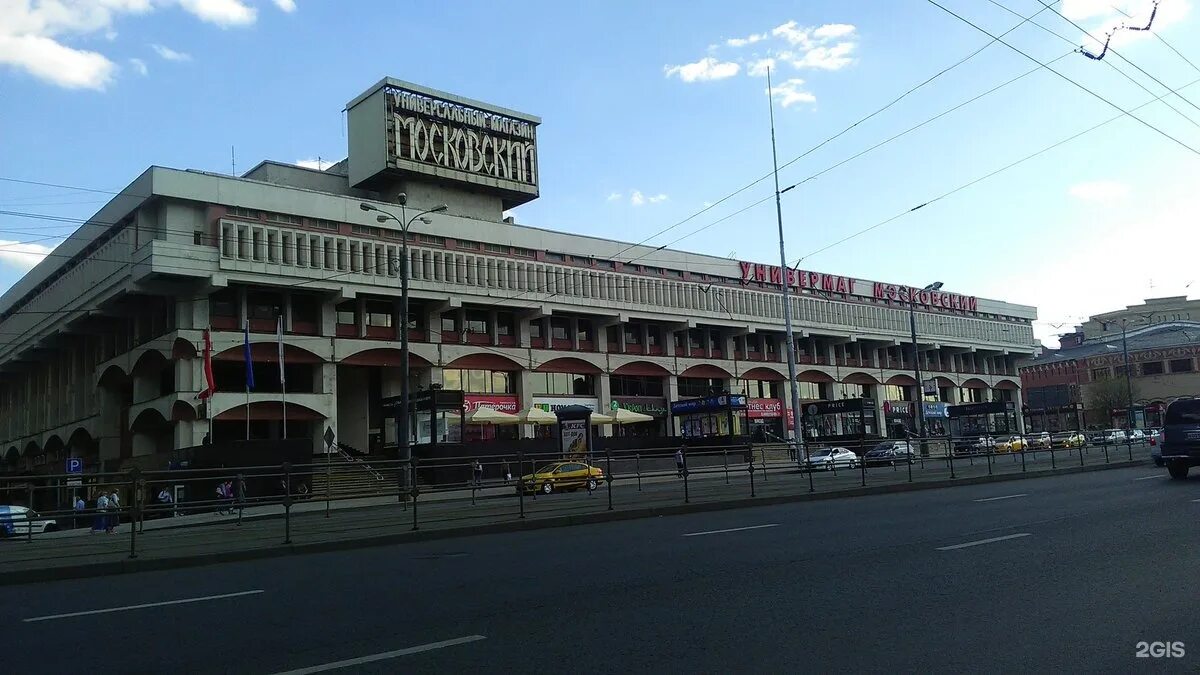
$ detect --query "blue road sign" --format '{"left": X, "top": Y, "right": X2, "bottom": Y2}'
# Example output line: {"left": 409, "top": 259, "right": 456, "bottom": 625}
{"left": 65, "top": 458, "right": 83, "bottom": 474}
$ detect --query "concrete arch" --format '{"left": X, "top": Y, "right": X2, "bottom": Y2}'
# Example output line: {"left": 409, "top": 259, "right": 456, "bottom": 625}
{"left": 131, "top": 407, "right": 170, "bottom": 434}
{"left": 741, "top": 365, "right": 788, "bottom": 381}
{"left": 798, "top": 369, "right": 835, "bottom": 383}
{"left": 171, "top": 399, "right": 199, "bottom": 422}
{"left": 993, "top": 378, "right": 1019, "bottom": 390}
{"left": 42, "top": 434, "right": 65, "bottom": 455}
{"left": 67, "top": 426, "right": 94, "bottom": 451}
{"left": 214, "top": 401, "right": 325, "bottom": 421}
{"left": 21, "top": 439, "right": 39, "bottom": 457}
{"left": 215, "top": 342, "right": 323, "bottom": 364}
{"left": 96, "top": 363, "right": 130, "bottom": 390}
{"left": 885, "top": 374, "right": 918, "bottom": 386}
{"left": 171, "top": 336, "right": 198, "bottom": 360}
{"left": 444, "top": 352, "right": 524, "bottom": 371}
{"left": 3, "top": 447, "right": 17, "bottom": 466}
{"left": 841, "top": 371, "right": 881, "bottom": 385}
{"left": 535, "top": 356, "right": 603, "bottom": 374}
{"left": 131, "top": 349, "right": 170, "bottom": 377}
{"left": 933, "top": 375, "right": 959, "bottom": 388}
{"left": 609, "top": 355, "right": 676, "bottom": 374}
{"left": 961, "top": 377, "right": 989, "bottom": 389}
{"left": 680, "top": 364, "right": 733, "bottom": 379}
{"left": 341, "top": 347, "right": 433, "bottom": 368}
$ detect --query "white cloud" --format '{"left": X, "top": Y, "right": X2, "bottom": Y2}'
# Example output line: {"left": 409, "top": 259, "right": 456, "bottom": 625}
{"left": 726, "top": 32, "right": 767, "bottom": 47}
{"left": 625, "top": 190, "right": 668, "bottom": 206}
{"left": 648, "top": 193, "right": 669, "bottom": 203}
{"left": 0, "top": 34, "right": 116, "bottom": 90}
{"left": 747, "top": 57, "right": 775, "bottom": 77}
{"left": 0, "top": 240, "right": 57, "bottom": 270}
{"left": 177, "top": 0, "right": 257, "bottom": 27}
{"left": 780, "top": 41, "right": 856, "bottom": 70}
{"left": 273, "top": 0, "right": 298, "bottom": 11}
{"left": 630, "top": 191, "right": 646, "bottom": 206}
{"left": 606, "top": 192, "right": 621, "bottom": 202}
{"left": 0, "top": 0, "right": 265, "bottom": 91}
{"left": 813, "top": 23, "right": 856, "bottom": 39}
{"left": 664, "top": 57, "right": 740, "bottom": 82}
{"left": 150, "top": 43, "right": 191, "bottom": 61}
{"left": 128, "top": 57, "right": 148, "bottom": 75}
{"left": 295, "top": 158, "right": 335, "bottom": 170}
{"left": 1068, "top": 180, "right": 1130, "bottom": 203}
{"left": 770, "top": 78, "right": 816, "bottom": 107}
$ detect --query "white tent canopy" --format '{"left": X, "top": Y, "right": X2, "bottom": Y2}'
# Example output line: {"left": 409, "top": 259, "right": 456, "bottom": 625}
{"left": 464, "top": 407, "right": 520, "bottom": 425}
{"left": 517, "top": 407, "right": 558, "bottom": 425}
{"left": 609, "top": 408, "right": 654, "bottom": 425}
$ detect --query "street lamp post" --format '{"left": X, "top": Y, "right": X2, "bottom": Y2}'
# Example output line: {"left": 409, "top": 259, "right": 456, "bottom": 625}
{"left": 360, "top": 197, "right": 447, "bottom": 501}
{"left": 1102, "top": 319, "right": 1137, "bottom": 430}
{"left": 909, "top": 282, "right": 943, "bottom": 457}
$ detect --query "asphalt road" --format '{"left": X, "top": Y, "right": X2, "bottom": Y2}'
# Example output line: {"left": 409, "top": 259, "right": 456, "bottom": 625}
{"left": 0, "top": 463, "right": 1194, "bottom": 674}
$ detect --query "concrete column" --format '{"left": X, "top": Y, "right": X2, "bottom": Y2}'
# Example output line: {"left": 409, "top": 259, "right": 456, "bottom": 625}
{"left": 320, "top": 296, "right": 338, "bottom": 337}
{"left": 664, "top": 329, "right": 676, "bottom": 357}
{"left": 517, "top": 370, "right": 536, "bottom": 439}
{"left": 489, "top": 309, "right": 500, "bottom": 346}
{"left": 570, "top": 317, "right": 580, "bottom": 351}
{"left": 426, "top": 307, "right": 443, "bottom": 344}
{"left": 597, "top": 372, "right": 612, "bottom": 437}
{"left": 518, "top": 315, "right": 532, "bottom": 349}
{"left": 356, "top": 298, "right": 367, "bottom": 338}
{"left": 319, "top": 362, "right": 338, "bottom": 454}
{"left": 284, "top": 292, "right": 294, "bottom": 332}
{"left": 666, "top": 375, "right": 680, "bottom": 436}
{"left": 595, "top": 322, "right": 608, "bottom": 354}
{"left": 1013, "top": 387, "right": 1025, "bottom": 433}
{"left": 381, "top": 367, "right": 404, "bottom": 446}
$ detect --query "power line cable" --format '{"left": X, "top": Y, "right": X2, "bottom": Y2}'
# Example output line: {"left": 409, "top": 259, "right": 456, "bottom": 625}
{"left": 985, "top": 0, "right": 1200, "bottom": 128}
{"left": 1034, "top": 0, "right": 1200, "bottom": 114}
{"left": 793, "top": 72, "right": 1200, "bottom": 264}
{"left": 926, "top": 0, "right": 1200, "bottom": 157}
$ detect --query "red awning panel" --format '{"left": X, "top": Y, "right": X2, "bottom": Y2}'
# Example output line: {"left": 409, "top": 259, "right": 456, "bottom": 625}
{"left": 535, "top": 357, "right": 602, "bottom": 374}
{"left": 612, "top": 361, "right": 672, "bottom": 377}
{"left": 741, "top": 367, "right": 785, "bottom": 382}
{"left": 679, "top": 364, "right": 733, "bottom": 379}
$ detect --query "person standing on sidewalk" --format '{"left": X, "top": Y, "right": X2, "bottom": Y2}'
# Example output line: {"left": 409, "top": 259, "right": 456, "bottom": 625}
{"left": 472, "top": 459, "right": 483, "bottom": 487}
{"left": 73, "top": 495, "right": 85, "bottom": 529}
{"left": 235, "top": 475, "right": 246, "bottom": 519}
{"left": 107, "top": 490, "right": 120, "bottom": 533}
{"left": 675, "top": 449, "right": 685, "bottom": 478}
{"left": 94, "top": 492, "right": 109, "bottom": 533}
{"left": 502, "top": 461, "right": 512, "bottom": 484}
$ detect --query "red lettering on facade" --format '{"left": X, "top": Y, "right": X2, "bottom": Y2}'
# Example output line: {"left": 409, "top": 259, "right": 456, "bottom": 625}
{"left": 836, "top": 277, "right": 849, "bottom": 294}
{"left": 822, "top": 275, "right": 835, "bottom": 292}
{"left": 769, "top": 266, "right": 782, "bottom": 285}
{"left": 740, "top": 261, "right": 754, "bottom": 283}
{"left": 754, "top": 264, "right": 767, "bottom": 282}
{"left": 873, "top": 282, "right": 885, "bottom": 299}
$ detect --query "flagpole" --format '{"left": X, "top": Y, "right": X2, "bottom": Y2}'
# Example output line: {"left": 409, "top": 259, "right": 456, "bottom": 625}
{"left": 244, "top": 317, "right": 251, "bottom": 441}
{"left": 278, "top": 315, "right": 287, "bottom": 440}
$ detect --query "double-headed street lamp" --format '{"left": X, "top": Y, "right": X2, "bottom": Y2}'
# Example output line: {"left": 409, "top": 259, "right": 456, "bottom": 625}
{"left": 359, "top": 197, "right": 447, "bottom": 500}
{"left": 909, "top": 281, "right": 942, "bottom": 459}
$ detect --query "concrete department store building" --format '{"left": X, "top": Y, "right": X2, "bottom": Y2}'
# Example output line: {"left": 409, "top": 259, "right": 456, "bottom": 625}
{"left": 0, "top": 79, "right": 1037, "bottom": 473}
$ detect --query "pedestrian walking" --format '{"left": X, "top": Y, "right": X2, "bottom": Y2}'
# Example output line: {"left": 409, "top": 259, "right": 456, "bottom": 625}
{"left": 73, "top": 495, "right": 85, "bottom": 530}
{"left": 675, "top": 448, "right": 685, "bottom": 478}
{"left": 158, "top": 486, "right": 174, "bottom": 518}
{"left": 235, "top": 475, "right": 246, "bottom": 515}
{"left": 215, "top": 482, "right": 228, "bottom": 514}
{"left": 94, "top": 492, "right": 110, "bottom": 533}
{"left": 502, "top": 461, "right": 512, "bottom": 484}
{"left": 472, "top": 459, "right": 483, "bottom": 487}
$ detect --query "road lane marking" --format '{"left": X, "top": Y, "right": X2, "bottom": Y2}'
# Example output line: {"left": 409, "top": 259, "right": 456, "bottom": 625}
{"left": 937, "top": 533, "right": 1031, "bottom": 551}
{"left": 270, "top": 635, "right": 487, "bottom": 674}
{"left": 683, "top": 523, "right": 780, "bottom": 537}
{"left": 1134, "top": 475, "right": 1165, "bottom": 481}
{"left": 973, "top": 494, "right": 1027, "bottom": 502}
{"left": 23, "top": 590, "right": 264, "bottom": 623}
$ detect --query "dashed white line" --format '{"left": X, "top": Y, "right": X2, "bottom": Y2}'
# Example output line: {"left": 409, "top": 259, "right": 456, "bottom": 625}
{"left": 937, "top": 533, "right": 1031, "bottom": 551}
{"left": 23, "top": 590, "right": 264, "bottom": 622}
{"left": 973, "top": 494, "right": 1027, "bottom": 502}
{"left": 1134, "top": 475, "right": 1165, "bottom": 481}
{"left": 270, "top": 635, "right": 487, "bottom": 674}
{"left": 683, "top": 523, "right": 780, "bottom": 537}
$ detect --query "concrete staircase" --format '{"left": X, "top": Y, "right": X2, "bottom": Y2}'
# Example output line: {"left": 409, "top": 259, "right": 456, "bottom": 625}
{"left": 309, "top": 453, "right": 398, "bottom": 500}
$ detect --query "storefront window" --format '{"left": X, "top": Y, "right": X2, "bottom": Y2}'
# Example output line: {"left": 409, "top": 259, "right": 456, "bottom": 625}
{"left": 247, "top": 291, "right": 282, "bottom": 321}
{"left": 551, "top": 318, "right": 570, "bottom": 341}
{"left": 577, "top": 319, "right": 594, "bottom": 342}
{"left": 836, "top": 383, "right": 870, "bottom": 399}
{"left": 624, "top": 323, "right": 642, "bottom": 345}
{"left": 531, "top": 372, "right": 595, "bottom": 396}
{"left": 678, "top": 377, "right": 724, "bottom": 398}
{"left": 797, "top": 381, "right": 823, "bottom": 399}
{"left": 957, "top": 387, "right": 984, "bottom": 403}
{"left": 291, "top": 294, "right": 318, "bottom": 327}
{"left": 209, "top": 289, "right": 238, "bottom": 324}
{"left": 335, "top": 301, "right": 356, "bottom": 326}
{"left": 441, "top": 314, "right": 458, "bottom": 333}
{"left": 611, "top": 374, "right": 664, "bottom": 397}
{"left": 530, "top": 321, "right": 542, "bottom": 339}
{"left": 735, "top": 379, "right": 778, "bottom": 398}
{"left": 646, "top": 325, "right": 662, "bottom": 347}
{"left": 442, "top": 369, "right": 515, "bottom": 394}
{"left": 882, "top": 384, "right": 912, "bottom": 401}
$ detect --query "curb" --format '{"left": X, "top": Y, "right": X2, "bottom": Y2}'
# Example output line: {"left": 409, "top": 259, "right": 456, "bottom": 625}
{"left": 3, "top": 459, "right": 1146, "bottom": 586}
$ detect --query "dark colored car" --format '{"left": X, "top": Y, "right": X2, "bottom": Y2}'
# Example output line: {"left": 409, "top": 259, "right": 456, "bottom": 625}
{"left": 864, "top": 440, "right": 915, "bottom": 466}
{"left": 1161, "top": 399, "right": 1200, "bottom": 479}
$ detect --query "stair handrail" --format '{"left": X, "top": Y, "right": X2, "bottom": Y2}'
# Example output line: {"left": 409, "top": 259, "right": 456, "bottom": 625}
{"left": 336, "top": 447, "right": 386, "bottom": 482}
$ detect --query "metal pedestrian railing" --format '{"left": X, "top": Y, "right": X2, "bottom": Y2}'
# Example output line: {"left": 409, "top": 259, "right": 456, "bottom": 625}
{"left": 0, "top": 435, "right": 1153, "bottom": 571}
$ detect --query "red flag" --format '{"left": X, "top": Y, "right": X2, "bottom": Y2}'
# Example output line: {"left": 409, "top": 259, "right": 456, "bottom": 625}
{"left": 198, "top": 329, "right": 216, "bottom": 400}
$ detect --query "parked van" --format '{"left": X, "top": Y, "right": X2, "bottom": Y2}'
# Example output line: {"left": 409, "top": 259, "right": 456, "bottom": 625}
{"left": 1161, "top": 399, "right": 1200, "bottom": 479}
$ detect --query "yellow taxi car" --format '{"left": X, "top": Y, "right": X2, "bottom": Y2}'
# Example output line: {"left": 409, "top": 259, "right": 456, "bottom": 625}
{"left": 1052, "top": 432, "right": 1087, "bottom": 448}
{"left": 994, "top": 435, "right": 1026, "bottom": 453}
{"left": 519, "top": 461, "right": 604, "bottom": 495}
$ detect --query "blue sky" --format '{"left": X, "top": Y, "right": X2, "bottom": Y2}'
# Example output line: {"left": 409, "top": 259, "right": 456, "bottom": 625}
{"left": 2, "top": 0, "right": 1198, "bottom": 346}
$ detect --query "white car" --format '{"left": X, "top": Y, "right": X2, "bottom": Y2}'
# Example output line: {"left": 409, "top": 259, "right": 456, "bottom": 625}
{"left": 0, "top": 506, "right": 57, "bottom": 538}
{"left": 802, "top": 447, "right": 860, "bottom": 471}
{"left": 1025, "top": 432, "right": 1052, "bottom": 449}
{"left": 1127, "top": 429, "right": 1145, "bottom": 442}
{"left": 1101, "top": 429, "right": 1127, "bottom": 444}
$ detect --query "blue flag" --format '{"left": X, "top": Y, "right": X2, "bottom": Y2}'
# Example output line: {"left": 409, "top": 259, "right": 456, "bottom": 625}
{"left": 243, "top": 320, "right": 255, "bottom": 391}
